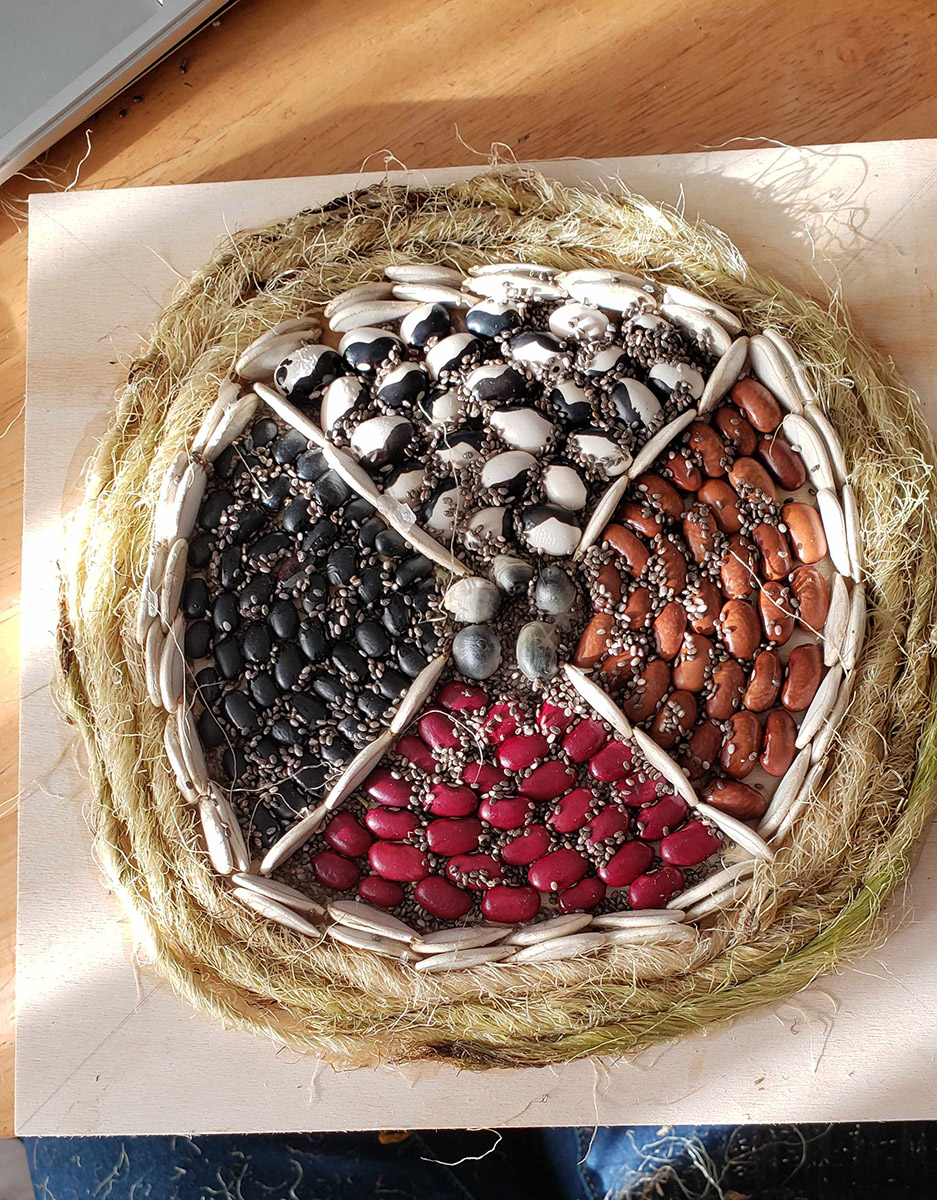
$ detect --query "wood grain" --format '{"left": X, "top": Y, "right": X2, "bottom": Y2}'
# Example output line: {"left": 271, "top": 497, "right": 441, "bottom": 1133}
{"left": 3, "top": 0, "right": 936, "bottom": 1136}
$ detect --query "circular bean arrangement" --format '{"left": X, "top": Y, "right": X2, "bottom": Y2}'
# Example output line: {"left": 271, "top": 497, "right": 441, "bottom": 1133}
{"left": 137, "top": 258, "right": 864, "bottom": 969}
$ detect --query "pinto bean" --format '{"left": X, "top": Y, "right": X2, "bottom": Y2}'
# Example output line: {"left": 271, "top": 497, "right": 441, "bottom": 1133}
{"left": 719, "top": 599, "right": 761, "bottom": 659}
{"left": 720, "top": 710, "right": 763, "bottom": 779}
{"left": 686, "top": 578, "right": 723, "bottom": 635}
{"left": 621, "top": 585, "right": 653, "bottom": 630}
{"left": 760, "top": 708, "right": 797, "bottom": 776}
{"left": 781, "top": 501, "right": 828, "bottom": 565}
{"left": 650, "top": 689, "right": 698, "bottom": 749}
{"left": 757, "top": 434, "right": 807, "bottom": 491}
{"left": 672, "top": 632, "right": 715, "bottom": 692}
{"left": 730, "top": 377, "right": 783, "bottom": 433}
{"left": 705, "top": 658, "right": 746, "bottom": 720}
{"left": 572, "top": 613, "right": 614, "bottom": 668}
{"left": 753, "top": 522, "right": 794, "bottom": 581}
{"left": 663, "top": 448, "right": 703, "bottom": 491}
{"left": 714, "top": 405, "right": 757, "bottom": 456}
{"left": 720, "top": 533, "right": 759, "bottom": 599}
{"left": 702, "top": 777, "right": 767, "bottom": 820}
{"left": 683, "top": 504, "right": 719, "bottom": 565}
{"left": 678, "top": 719, "right": 723, "bottom": 779}
{"left": 656, "top": 537, "right": 688, "bottom": 596}
{"left": 623, "top": 658, "right": 672, "bottom": 722}
{"left": 617, "top": 500, "right": 661, "bottom": 538}
{"left": 781, "top": 643, "right": 824, "bottom": 711}
{"left": 653, "top": 600, "right": 688, "bottom": 660}
{"left": 729, "top": 456, "right": 778, "bottom": 503}
{"left": 698, "top": 478, "right": 743, "bottom": 534}
{"left": 789, "top": 564, "right": 830, "bottom": 632}
{"left": 600, "top": 650, "right": 639, "bottom": 692}
{"left": 743, "top": 648, "right": 782, "bottom": 711}
{"left": 633, "top": 472, "right": 684, "bottom": 521}
{"left": 758, "top": 580, "right": 795, "bottom": 645}
{"left": 604, "top": 523, "right": 651, "bottom": 577}
{"left": 686, "top": 421, "right": 729, "bottom": 477}
{"left": 595, "top": 561, "right": 622, "bottom": 604}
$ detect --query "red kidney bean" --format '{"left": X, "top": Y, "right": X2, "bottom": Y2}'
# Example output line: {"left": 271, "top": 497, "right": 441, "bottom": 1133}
{"left": 365, "top": 807, "right": 419, "bottom": 840}
{"left": 501, "top": 824, "right": 553, "bottom": 866}
{"left": 759, "top": 580, "right": 795, "bottom": 645}
{"left": 714, "top": 405, "right": 757, "bottom": 455}
{"left": 586, "top": 805, "right": 631, "bottom": 847}
{"left": 589, "top": 739, "right": 634, "bottom": 781}
{"left": 538, "top": 700, "right": 576, "bottom": 734}
{"left": 395, "top": 734, "right": 437, "bottom": 772}
{"left": 324, "top": 812, "right": 372, "bottom": 858}
{"left": 790, "top": 564, "right": 830, "bottom": 632}
{"left": 730, "top": 377, "right": 783, "bottom": 432}
{"left": 760, "top": 707, "right": 798, "bottom": 776}
{"left": 600, "top": 650, "right": 640, "bottom": 693}
{"left": 428, "top": 782, "right": 479, "bottom": 817}
{"left": 621, "top": 585, "right": 653, "bottom": 631}
{"left": 720, "top": 533, "right": 759, "bottom": 599}
{"left": 743, "top": 648, "right": 782, "bottom": 711}
{"left": 781, "top": 643, "right": 824, "bottom": 711}
{"left": 482, "top": 702, "right": 518, "bottom": 744}
{"left": 637, "top": 793, "right": 688, "bottom": 840}
{"left": 701, "top": 777, "right": 767, "bottom": 820}
{"left": 573, "top": 612, "right": 615, "bottom": 668}
{"left": 698, "top": 478, "right": 743, "bottom": 533}
{"left": 460, "top": 762, "right": 507, "bottom": 797}
{"left": 593, "top": 563, "right": 623, "bottom": 608}
{"left": 615, "top": 777, "right": 660, "bottom": 807}
{"left": 528, "top": 848, "right": 590, "bottom": 893}
{"left": 548, "top": 787, "right": 599, "bottom": 833}
{"left": 604, "top": 523, "right": 651, "bottom": 576}
{"left": 558, "top": 877, "right": 607, "bottom": 912}
{"left": 357, "top": 876, "right": 405, "bottom": 909}
{"left": 687, "top": 421, "right": 729, "bottom": 476}
{"left": 673, "top": 632, "right": 715, "bottom": 692}
{"left": 446, "top": 852, "right": 503, "bottom": 890}
{"left": 599, "top": 840, "right": 655, "bottom": 887}
{"left": 650, "top": 689, "right": 698, "bottom": 749}
{"left": 418, "top": 710, "right": 459, "bottom": 750}
{"left": 656, "top": 538, "right": 688, "bottom": 595}
{"left": 497, "top": 732, "right": 549, "bottom": 771}
{"left": 369, "top": 842, "right": 430, "bottom": 882}
{"left": 653, "top": 600, "right": 688, "bottom": 660}
{"left": 705, "top": 658, "right": 746, "bottom": 720}
{"left": 629, "top": 864, "right": 686, "bottom": 909}
{"left": 757, "top": 434, "right": 806, "bottom": 491}
{"left": 623, "top": 658, "right": 672, "bottom": 721}
{"left": 562, "top": 718, "right": 608, "bottom": 763}
{"left": 482, "top": 884, "right": 540, "bottom": 923}
{"left": 719, "top": 598, "right": 761, "bottom": 659}
{"left": 660, "top": 819, "right": 723, "bottom": 866}
{"left": 437, "top": 681, "right": 489, "bottom": 713}
{"left": 364, "top": 768, "right": 415, "bottom": 807}
{"left": 634, "top": 472, "right": 685, "bottom": 521}
{"left": 478, "top": 796, "right": 531, "bottom": 830}
{"left": 313, "top": 850, "right": 362, "bottom": 890}
{"left": 678, "top": 719, "right": 723, "bottom": 779}
{"left": 414, "top": 875, "right": 473, "bottom": 919}
{"left": 519, "top": 760, "right": 577, "bottom": 801}
{"left": 426, "top": 817, "right": 483, "bottom": 856}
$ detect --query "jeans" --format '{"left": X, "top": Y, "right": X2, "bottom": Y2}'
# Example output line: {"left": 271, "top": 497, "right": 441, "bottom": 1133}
{"left": 22, "top": 1124, "right": 937, "bottom": 1199}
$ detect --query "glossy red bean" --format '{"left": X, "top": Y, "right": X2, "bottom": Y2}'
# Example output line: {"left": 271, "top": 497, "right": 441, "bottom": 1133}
{"left": 589, "top": 739, "right": 633, "bottom": 781}
{"left": 446, "top": 852, "right": 503, "bottom": 890}
{"left": 427, "top": 782, "right": 478, "bottom": 817}
{"left": 604, "top": 523, "right": 652, "bottom": 576}
{"left": 364, "top": 768, "right": 414, "bottom": 807}
{"left": 414, "top": 875, "right": 473, "bottom": 919}
{"left": 730, "top": 377, "right": 783, "bottom": 432}
{"left": 460, "top": 762, "right": 507, "bottom": 797}
{"left": 528, "top": 848, "right": 590, "bottom": 893}
{"left": 636, "top": 793, "right": 688, "bottom": 840}
{"left": 426, "top": 817, "right": 483, "bottom": 856}
{"left": 714, "top": 405, "right": 757, "bottom": 455}
{"left": 615, "top": 777, "right": 661, "bottom": 807}
{"left": 558, "top": 877, "right": 607, "bottom": 912}
{"left": 586, "top": 805, "right": 630, "bottom": 847}
{"left": 629, "top": 865, "right": 685, "bottom": 909}
{"left": 660, "top": 820, "right": 722, "bottom": 867}
{"left": 538, "top": 700, "right": 576, "bottom": 733}
{"left": 501, "top": 824, "right": 553, "bottom": 866}
{"left": 418, "top": 711, "right": 459, "bottom": 750}
{"left": 357, "top": 876, "right": 405, "bottom": 909}
{"left": 781, "top": 643, "right": 824, "bottom": 711}
{"left": 395, "top": 734, "right": 437, "bottom": 772}
{"left": 720, "top": 710, "right": 763, "bottom": 779}
{"left": 760, "top": 707, "right": 798, "bottom": 777}
{"left": 519, "top": 760, "right": 577, "bottom": 801}
{"left": 497, "top": 732, "right": 549, "bottom": 771}
{"left": 478, "top": 796, "right": 532, "bottom": 830}
{"left": 701, "top": 778, "right": 767, "bottom": 820}
{"left": 705, "top": 658, "right": 746, "bottom": 720}
{"left": 365, "top": 807, "right": 419, "bottom": 840}
{"left": 599, "top": 840, "right": 654, "bottom": 888}
{"left": 313, "top": 850, "right": 362, "bottom": 891}
{"left": 482, "top": 702, "right": 518, "bottom": 744}
{"left": 482, "top": 884, "right": 541, "bottom": 923}
{"left": 324, "top": 812, "right": 372, "bottom": 858}
{"left": 562, "top": 718, "right": 608, "bottom": 763}
{"left": 369, "top": 841, "right": 430, "bottom": 882}
{"left": 634, "top": 472, "right": 685, "bottom": 521}
{"left": 548, "top": 787, "right": 599, "bottom": 833}
{"left": 679, "top": 719, "right": 723, "bottom": 780}
{"left": 437, "top": 681, "right": 489, "bottom": 712}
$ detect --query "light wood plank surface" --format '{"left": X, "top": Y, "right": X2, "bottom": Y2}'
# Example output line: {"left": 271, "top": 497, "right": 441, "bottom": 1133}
{"left": 3, "top": 0, "right": 937, "bottom": 1137}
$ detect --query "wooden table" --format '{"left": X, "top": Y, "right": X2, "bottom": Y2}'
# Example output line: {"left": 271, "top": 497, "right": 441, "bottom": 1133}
{"left": 2, "top": 0, "right": 935, "bottom": 1138}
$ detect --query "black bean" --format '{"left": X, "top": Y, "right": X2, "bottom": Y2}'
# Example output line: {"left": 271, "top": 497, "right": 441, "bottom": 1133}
{"left": 332, "top": 643, "right": 368, "bottom": 680}
{"left": 267, "top": 598, "right": 299, "bottom": 639}
{"left": 251, "top": 807, "right": 281, "bottom": 848}
{"left": 213, "top": 445, "right": 239, "bottom": 479}
{"left": 243, "top": 622, "right": 273, "bottom": 663}
{"left": 212, "top": 592, "right": 239, "bottom": 634}
{"left": 312, "top": 674, "right": 348, "bottom": 706}
{"left": 230, "top": 503, "right": 267, "bottom": 543}
{"left": 357, "top": 691, "right": 392, "bottom": 721}
{"left": 248, "top": 417, "right": 278, "bottom": 448}
{"left": 298, "top": 622, "right": 328, "bottom": 664}
{"left": 182, "top": 577, "right": 210, "bottom": 619}
{"left": 199, "top": 489, "right": 235, "bottom": 530}
{"left": 355, "top": 620, "right": 390, "bottom": 659}
{"left": 377, "top": 668, "right": 408, "bottom": 699}
{"left": 272, "top": 717, "right": 304, "bottom": 745}
{"left": 274, "top": 643, "right": 304, "bottom": 691}
{"left": 397, "top": 644, "right": 429, "bottom": 678}
{"left": 260, "top": 474, "right": 292, "bottom": 512}
{"left": 296, "top": 449, "right": 329, "bottom": 482}
{"left": 412, "top": 578, "right": 437, "bottom": 617}
{"left": 300, "top": 571, "right": 328, "bottom": 612}
{"left": 224, "top": 690, "right": 260, "bottom": 731}
{"left": 357, "top": 567, "right": 385, "bottom": 606}
{"left": 303, "top": 519, "right": 338, "bottom": 556}
{"left": 214, "top": 635, "right": 244, "bottom": 679}
{"left": 381, "top": 594, "right": 410, "bottom": 638}
{"left": 327, "top": 545, "right": 357, "bottom": 586}
{"left": 238, "top": 573, "right": 274, "bottom": 615}
{"left": 338, "top": 715, "right": 368, "bottom": 746}
{"left": 184, "top": 619, "right": 211, "bottom": 659}
{"left": 197, "top": 709, "right": 227, "bottom": 749}
{"left": 194, "top": 666, "right": 222, "bottom": 705}
{"left": 294, "top": 754, "right": 328, "bottom": 792}
{"left": 188, "top": 533, "right": 214, "bottom": 568}
{"left": 395, "top": 554, "right": 432, "bottom": 588}
{"left": 269, "top": 780, "right": 305, "bottom": 821}
{"left": 282, "top": 497, "right": 312, "bottom": 534}
{"left": 346, "top": 497, "right": 376, "bottom": 526}
{"left": 221, "top": 745, "right": 248, "bottom": 781}
{"left": 272, "top": 429, "right": 309, "bottom": 465}
{"left": 357, "top": 515, "right": 385, "bottom": 549}
{"left": 253, "top": 737, "right": 280, "bottom": 763}
{"left": 313, "top": 470, "right": 350, "bottom": 512}
{"left": 249, "top": 671, "right": 279, "bottom": 709}
{"left": 248, "top": 531, "right": 291, "bottom": 560}
{"left": 374, "top": 528, "right": 408, "bottom": 559}
{"left": 220, "top": 545, "right": 242, "bottom": 590}
{"left": 321, "top": 735, "right": 353, "bottom": 765}
{"left": 292, "top": 694, "right": 328, "bottom": 727}
{"left": 416, "top": 621, "right": 439, "bottom": 655}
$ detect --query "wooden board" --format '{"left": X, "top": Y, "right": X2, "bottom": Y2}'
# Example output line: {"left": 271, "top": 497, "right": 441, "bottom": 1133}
{"left": 17, "top": 143, "right": 937, "bottom": 1135}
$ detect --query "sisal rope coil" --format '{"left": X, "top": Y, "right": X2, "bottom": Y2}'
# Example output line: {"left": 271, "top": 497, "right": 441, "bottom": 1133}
{"left": 56, "top": 170, "right": 937, "bottom": 1068}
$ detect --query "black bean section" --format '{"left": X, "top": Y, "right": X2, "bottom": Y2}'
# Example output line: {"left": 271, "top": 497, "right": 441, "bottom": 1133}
{"left": 223, "top": 690, "right": 260, "bottom": 731}
{"left": 338, "top": 715, "right": 368, "bottom": 746}
{"left": 197, "top": 709, "right": 227, "bottom": 749}
{"left": 184, "top": 619, "right": 211, "bottom": 659}
{"left": 303, "top": 519, "right": 338, "bottom": 556}
{"left": 238, "top": 573, "right": 274, "bottom": 615}
{"left": 282, "top": 497, "right": 312, "bottom": 533}
{"left": 274, "top": 643, "right": 305, "bottom": 691}
{"left": 357, "top": 691, "right": 392, "bottom": 721}
{"left": 332, "top": 643, "right": 368, "bottom": 680}
{"left": 292, "top": 694, "right": 328, "bottom": 727}
{"left": 251, "top": 807, "right": 281, "bottom": 848}
{"left": 230, "top": 503, "right": 266, "bottom": 543}
{"left": 199, "top": 489, "right": 235, "bottom": 530}
{"left": 269, "top": 780, "right": 305, "bottom": 820}
{"left": 248, "top": 417, "right": 278, "bottom": 448}
{"left": 250, "top": 671, "right": 280, "bottom": 709}
{"left": 321, "top": 735, "right": 353, "bottom": 765}
{"left": 248, "top": 530, "right": 291, "bottom": 560}
{"left": 253, "top": 737, "right": 280, "bottom": 763}
{"left": 381, "top": 594, "right": 410, "bottom": 638}
{"left": 212, "top": 445, "right": 239, "bottom": 479}
{"left": 357, "top": 567, "right": 385, "bottom": 606}
{"left": 182, "top": 577, "right": 210, "bottom": 619}
{"left": 294, "top": 755, "right": 328, "bottom": 792}
{"left": 221, "top": 745, "right": 248, "bottom": 781}
{"left": 312, "top": 675, "right": 348, "bottom": 706}
{"left": 327, "top": 545, "right": 357, "bottom": 586}
{"left": 296, "top": 449, "right": 329, "bottom": 482}
{"left": 267, "top": 598, "right": 299, "bottom": 639}
{"left": 397, "top": 644, "right": 429, "bottom": 678}
{"left": 212, "top": 593, "right": 239, "bottom": 634}
{"left": 260, "top": 474, "right": 292, "bottom": 512}
{"left": 377, "top": 668, "right": 408, "bottom": 699}
{"left": 313, "top": 470, "right": 351, "bottom": 512}
{"left": 272, "top": 428, "right": 308, "bottom": 465}
{"left": 374, "top": 528, "right": 408, "bottom": 559}
{"left": 242, "top": 622, "right": 273, "bottom": 664}
{"left": 194, "top": 666, "right": 222, "bottom": 705}
{"left": 214, "top": 635, "right": 244, "bottom": 679}
{"left": 219, "top": 545, "right": 242, "bottom": 590}
{"left": 355, "top": 620, "right": 391, "bottom": 659}
{"left": 299, "top": 622, "right": 328, "bottom": 664}
{"left": 395, "top": 555, "right": 432, "bottom": 588}
{"left": 188, "top": 533, "right": 213, "bottom": 569}
{"left": 272, "top": 718, "right": 304, "bottom": 746}
{"left": 345, "top": 497, "right": 376, "bottom": 526}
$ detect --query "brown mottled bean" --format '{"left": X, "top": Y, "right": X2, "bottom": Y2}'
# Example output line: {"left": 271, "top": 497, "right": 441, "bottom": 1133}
{"left": 702, "top": 777, "right": 767, "bottom": 820}
{"left": 730, "top": 377, "right": 783, "bottom": 433}
{"left": 604, "top": 524, "right": 650, "bottom": 576}
{"left": 686, "top": 421, "right": 729, "bottom": 477}
{"left": 683, "top": 504, "right": 719, "bottom": 565}
{"left": 623, "top": 658, "right": 672, "bottom": 722}
{"left": 705, "top": 658, "right": 746, "bottom": 720}
{"left": 672, "top": 632, "right": 715, "bottom": 692}
{"left": 720, "top": 533, "right": 759, "bottom": 599}
{"left": 757, "top": 434, "right": 807, "bottom": 491}
{"left": 653, "top": 600, "right": 687, "bottom": 660}
{"left": 686, "top": 578, "right": 723, "bottom": 635}
{"left": 781, "top": 501, "right": 828, "bottom": 565}
{"left": 656, "top": 538, "right": 688, "bottom": 596}
{"left": 728, "top": 456, "right": 779, "bottom": 503}
{"left": 714, "top": 405, "right": 757, "bottom": 456}
{"left": 617, "top": 500, "right": 662, "bottom": 538}
{"left": 759, "top": 580, "right": 795, "bottom": 645}
{"left": 781, "top": 643, "right": 824, "bottom": 712}
{"left": 698, "top": 479, "right": 743, "bottom": 534}
{"left": 743, "top": 648, "right": 782, "bottom": 711}
{"left": 760, "top": 708, "right": 797, "bottom": 777}
{"left": 719, "top": 599, "right": 761, "bottom": 660}
{"left": 572, "top": 613, "right": 614, "bottom": 668}
{"left": 663, "top": 448, "right": 703, "bottom": 492}
{"left": 633, "top": 472, "right": 684, "bottom": 522}
{"left": 720, "top": 711, "right": 763, "bottom": 779}
{"left": 678, "top": 719, "right": 723, "bottom": 780}
{"left": 650, "top": 689, "right": 698, "bottom": 749}
{"left": 600, "top": 650, "right": 639, "bottom": 693}
{"left": 621, "top": 585, "right": 653, "bottom": 631}
{"left": 752, "top": 522, "right": 794, "bottom": 581}
{"left": 595, "top": 561, "right": 622, "bottom": 605}
{"left": 789, "top": 564, "right": 830, "bottom": 632}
